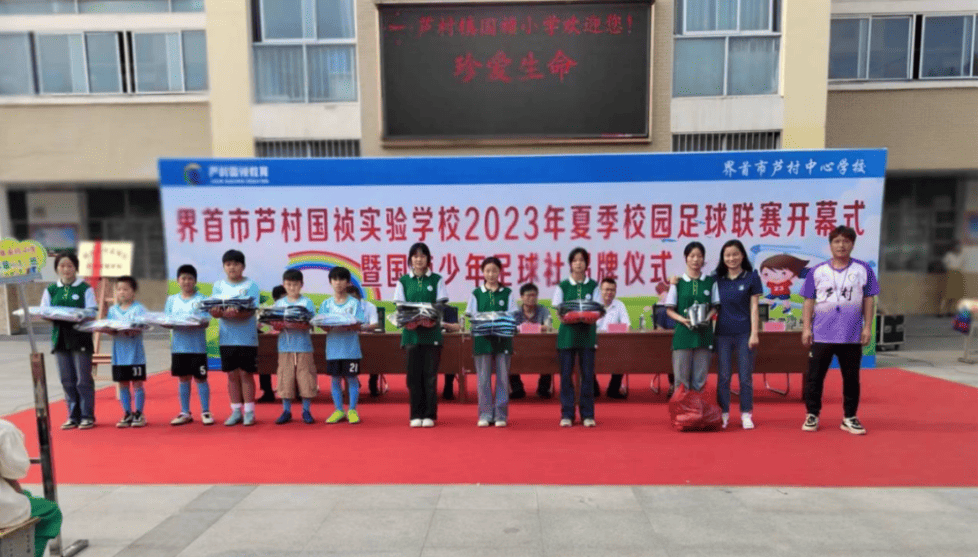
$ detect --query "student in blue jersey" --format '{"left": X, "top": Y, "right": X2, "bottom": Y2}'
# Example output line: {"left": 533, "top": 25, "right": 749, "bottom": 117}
{"left": 109, "top": 276, "right": 148, "bottom": 428}
{"left": 553, "top": 247, "right": 599, "bottom": 428}
{"left": 319, "top": 267, "right": 365, "bottom": 425}
{"left": 166, "top": 265, "right": 213, "bottom": 426}
{"left": 466, "top": 256, "right": 518, "bottom": 427}
{"left": 274, "top": 269, "right": 318, "bottom": 425}
{"left": 210, "top": 250, "right": 262, "bottom": 427}
{"left": 40, "top": 253, "right": 98, "bottom": 430}
{"left": 394, "top": 242, "right": 450, "bottom": 428}
{"left": 713, "top": 240, "right": 763, "bottom": 430}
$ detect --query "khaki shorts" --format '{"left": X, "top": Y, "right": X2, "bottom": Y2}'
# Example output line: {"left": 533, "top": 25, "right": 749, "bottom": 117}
{"left": 276, "top": 352, "right": 318, "bottom": 399}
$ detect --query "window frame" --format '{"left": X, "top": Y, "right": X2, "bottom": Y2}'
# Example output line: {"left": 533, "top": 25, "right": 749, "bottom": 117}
{"left": 829, "top": 15, "right": 914, "bottom": 82}
{"left": 34, "top": 32, "right": 90, "bottom": 95}
{"left": 674, "top": 0, "right": 781, "bottom": 97}
{"left": 254, "top": 0, "right": 358, "bottom": 104}
{"left": 132, "top": 30, "right": 187, "bottom": 94}
{"left": 83, "top": 31, "right": 124, "bottom": 94}
{"left": 0, "top": 32, "right": 37, "bottom": 95}
{"left": 919, "top": 13, "right": 977, "bottom": 80}
{"left": 681, "top": 0, "right": 776, "bottom": 37}
{"left": 0, "top": 1, "right": 205, "bottom": 14}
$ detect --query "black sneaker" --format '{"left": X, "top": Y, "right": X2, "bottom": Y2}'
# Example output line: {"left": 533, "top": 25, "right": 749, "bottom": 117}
{"left": 131, "top": 412, "right": 146, "bottom": 428}
{"left": 840, "top": 416, "right": 867, "bottom": 435}
{"left": 61, "top": 419, "right": 79, "bottom": 430}
{"left": 509, "top": 388, "right": 526, "bottom": 400}
{"left": 442, "top": 389, "right": 455, "bottom": 401}
{"left": 802, "top": 413, "right": 819, "bottom": 432}
{"left": 78, "top": 418, "right": 95, "bottom": 430}
{"left": 116, "top": 413, "right": 134, "bottom": 428}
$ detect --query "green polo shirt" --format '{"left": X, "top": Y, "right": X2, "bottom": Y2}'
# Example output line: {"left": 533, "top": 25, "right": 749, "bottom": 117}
{"left": 45, "top": 280, "right": 94, "bottom": 353}
{"left": 468, "top": 285, "right": 515, "bottom": 355}
{"left": 398, "top": 271, "right": 444, "bottom": 347}
{"left": 666, "top": 274, "right": 717, "bottom": 350}
{"left": 553, "top": 277, "right": 598, "bottom": 350}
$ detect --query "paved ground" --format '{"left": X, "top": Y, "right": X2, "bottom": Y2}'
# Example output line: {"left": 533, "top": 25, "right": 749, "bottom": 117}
{"left": 2, "top": 317, "right": 975, "bottom": 557}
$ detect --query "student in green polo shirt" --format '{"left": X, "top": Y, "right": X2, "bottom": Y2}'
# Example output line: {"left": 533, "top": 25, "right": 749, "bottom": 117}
{"left": 393, "top": 242, "right": 449, "bottom": 428}
{"left": 552, "top": 247, "right": 599, "bottom": 428}
{"left": 665, "top": 242, "right": 720, "bottom": 393}
{"left": 465, "top": 256, "right": 518, "bottom": 427}
{"left": 39, "top": 253, "right": 97, "bottom": 430}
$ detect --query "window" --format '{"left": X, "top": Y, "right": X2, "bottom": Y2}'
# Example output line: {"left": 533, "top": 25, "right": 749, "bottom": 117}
{"left": 253, "top": 0, "right": 357, "bottom": 103}
{"left": 0, "top": 30, "right": 207, "bottom": 96}
{"left": 921, "top": 15, "right": 976, "bottom": 78}
{"left": 256, "top": 139, "right": 361, "bottom": 157}
{"left": 0, "top": 34, "right": 34, "bottom": 95}
{"left": 674, "top": 0, "right": 780, "bottom": 97}
{"left": 829, "top": 13, "right": 978, "bottom": 81}
{"left": 672, "top": 131, "right": 781, "bottom": 151}
{"left": 829, "top": 17, "right": 912, "bottom": 80}
{"left": 0, "top": 0, "right": 203, "bottom": 13}
{"left": 881, "top": 177, "right": 960, "bottom": 272}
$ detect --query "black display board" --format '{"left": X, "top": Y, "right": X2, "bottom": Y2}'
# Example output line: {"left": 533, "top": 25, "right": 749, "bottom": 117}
{"left": 379, "top": 2, "right": 652, "bottom": 141}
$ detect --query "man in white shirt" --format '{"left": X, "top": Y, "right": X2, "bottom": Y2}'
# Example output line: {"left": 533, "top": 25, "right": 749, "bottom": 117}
{"left": 595, "top": 278, "right": 631, "bottom": 398}
{"left": 1, "top": 419, "right": 62, "bottom": 557}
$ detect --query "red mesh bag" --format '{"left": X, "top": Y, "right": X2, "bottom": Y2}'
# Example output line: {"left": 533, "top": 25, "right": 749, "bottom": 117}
{"left": 562, "top": 311, "right": 602, "bottom": 325}
{"left": 668, "top": 384, "right": 723, "bottom": 432}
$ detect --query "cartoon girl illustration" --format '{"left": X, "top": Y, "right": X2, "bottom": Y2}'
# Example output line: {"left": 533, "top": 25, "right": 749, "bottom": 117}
{"left": 759, "top": 254, "right": 809, "bottom": 312}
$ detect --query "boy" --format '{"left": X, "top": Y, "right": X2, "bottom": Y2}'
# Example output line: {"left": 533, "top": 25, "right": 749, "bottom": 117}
{"left": 347, "top": 285, "right": 387, "bottom": 397}
{"left": 211, "top": 250, "right": 262, "bottom": 426}
{"left": 511, "top": 282, "right": 554, "bottom": 398}
{"left": 166, "top": 264, "right": 213, "bottom": 426}
{"left": 319, "top": 267, "right": 365, "bottom": 424}
{"left": 109, "top": 276, "right": 148, "bottom": 428}
{"left": 595, "top": 277, "right": 631, "bottom": 398}
{"left": 273, "top": 270, "right": 318, "bottom": 424}
{"left": 801, "top": 225, "right": 879, "bottom": 435}
{"left": 257, "top": 285, "right": 287, "bottom": 402}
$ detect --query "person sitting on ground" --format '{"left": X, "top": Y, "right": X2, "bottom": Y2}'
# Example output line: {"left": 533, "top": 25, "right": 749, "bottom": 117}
{"left": 0, "top": 419, "right": 62, "bottom": 557}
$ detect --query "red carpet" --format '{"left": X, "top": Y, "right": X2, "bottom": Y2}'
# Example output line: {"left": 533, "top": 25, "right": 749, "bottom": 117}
{"left": 4, "top": 368, "right": 976, "bottom": 487}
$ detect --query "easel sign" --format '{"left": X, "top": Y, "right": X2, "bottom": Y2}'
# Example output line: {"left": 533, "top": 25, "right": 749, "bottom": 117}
{"left": 0, "top": 238, "right": 87, "bottom": 556}
{"left": 78, "top": 241, "right": 133, "bottom": 380}
{"left": 78, "top": 241, "right": 132, "bottom": 278}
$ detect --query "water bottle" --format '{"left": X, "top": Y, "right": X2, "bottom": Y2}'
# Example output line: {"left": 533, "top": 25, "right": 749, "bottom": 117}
{"left": 638, "top": 314, "right": 646, "bottom": 331}
{"left": 544, "top": 314, "right": 552, "bottom": 331}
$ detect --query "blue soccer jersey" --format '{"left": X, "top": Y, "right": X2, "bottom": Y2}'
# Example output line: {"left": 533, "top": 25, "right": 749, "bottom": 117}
{"left": 108, "top": 302, "right": 147, "bottom": 366}
{"left": 211, "top": 278, "right": 261, "bottom": 347}
{"left": 164, "top": 292, "right": 208, "bottom": 354}
{"left": 319, "top": 296, "right": 365, "bottom": 360}
{"left": 274, "top": 296, "right": 316, "bottom": 353}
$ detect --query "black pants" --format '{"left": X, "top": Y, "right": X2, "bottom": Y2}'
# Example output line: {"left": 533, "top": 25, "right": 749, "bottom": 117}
{"left": 804, "top": 343, "right": 862, "bottom": 418}
{"left": 607, "top": 374, "right": 624, "bottom": 395}
{"left": 259, "top": 372, "right": 273, "bottom": 392}
{"left": 406, "top": 344, "right": 441, "bottom": 420}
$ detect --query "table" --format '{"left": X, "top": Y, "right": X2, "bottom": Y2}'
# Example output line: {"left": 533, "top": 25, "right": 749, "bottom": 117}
{"left": 258, "top": 331, "right": 807, "bottom": 402}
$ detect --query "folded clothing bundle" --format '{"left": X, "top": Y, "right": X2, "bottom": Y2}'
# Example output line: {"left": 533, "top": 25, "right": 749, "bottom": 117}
{"left": 395, "top": 301, "right": 444, "bottom": 330}
{"left": 75, "top": 319, "right": 150, "bottom": 334}
{"left": 310, "top": 312, "right": 360, "bottom": 328}
{"left": 469, "top": 312, "right": 518, "bottom": 338}
{"left": 198, "top": 296, "right": 258, "bottom": 312}
{"left": 260, "top": 306, "right": 315, "bottom": 330}
{"left": 27, "top": 306, "right": 97, "bottom": 323}
{"left": 135, "top": 311, "right": 210, "bottom": 329}
{"left": 557, "top": 300, "right": 605, "bottom": 325}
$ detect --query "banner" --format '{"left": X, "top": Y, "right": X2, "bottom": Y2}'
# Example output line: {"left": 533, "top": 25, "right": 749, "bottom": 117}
{"left": 159, "top": 150, "right": 886, "bottom": 364}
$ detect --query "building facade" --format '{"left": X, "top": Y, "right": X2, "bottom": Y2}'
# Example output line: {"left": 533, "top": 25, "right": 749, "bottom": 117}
{"left": 0, "top": 0, "right": 975, "bottom": 315}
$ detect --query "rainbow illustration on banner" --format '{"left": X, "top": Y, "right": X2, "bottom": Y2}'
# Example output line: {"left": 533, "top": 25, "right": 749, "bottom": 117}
{"left": 286, "top": 251, "right": 382, "bottom": 301}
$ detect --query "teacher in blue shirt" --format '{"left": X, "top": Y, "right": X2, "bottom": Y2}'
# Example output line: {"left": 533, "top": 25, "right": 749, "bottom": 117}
{"left": 713, "top": 240, "right": 762, "bottom": 430}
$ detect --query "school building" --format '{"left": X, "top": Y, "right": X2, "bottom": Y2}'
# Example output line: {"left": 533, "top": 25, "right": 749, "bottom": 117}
{"left": 0, "top": 0, "right": 976, "bottom": 319}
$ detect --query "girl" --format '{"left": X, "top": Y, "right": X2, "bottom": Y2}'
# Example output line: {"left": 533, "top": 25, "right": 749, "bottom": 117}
{"left": 40, "top": 253, "right": 97, "bottom": 430}
{"left": 393, "top": 242, "right": 449, "bottom": 428}
{"left": 465, "top": 257, "right": 517, "bottom": 427}
{"left": 552, "top": 247, "right": 599, "bottom": 427}
{"left": 665, "top": 242, "right": 719, "bottom": 394}
{"left": 713, "top": 240, "right": 762, "bottom": 429}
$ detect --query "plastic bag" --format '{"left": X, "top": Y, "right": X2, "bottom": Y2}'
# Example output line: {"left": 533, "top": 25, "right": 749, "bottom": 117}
{"left": 668, "top": 384, "right": 723, "bottom": 432}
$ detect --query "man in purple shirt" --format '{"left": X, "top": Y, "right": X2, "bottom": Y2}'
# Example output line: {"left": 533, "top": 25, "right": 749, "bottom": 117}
{"left": 800, "top": 225, "right": 879, "bottom": 435}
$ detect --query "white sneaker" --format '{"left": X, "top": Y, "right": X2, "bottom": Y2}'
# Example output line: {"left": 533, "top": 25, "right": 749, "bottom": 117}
{"left": 494, "top": 420, "right": 507, "bottom": 427}
{"left": 559, "top": 418, "right": 572, "bottom": 427}
{"left": 741, "top": 413, "right": 754, "bottom": 430}
{"left": 201, "top": 412, "right": 215, "bottom": 426}
{"left": 721, "top": 413, "right": 729, "bottom": 429}
{"left": 582, "top": 418, "right": 596, "bottom": 427}
{"left": 477, "top": 419, "right": 490, "bottom": 427}
{"left": 410, "top": 419, "right": 423, "bottom": 428}
{"left": 421, "top": 418, "right": 435, "bottom": 428}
